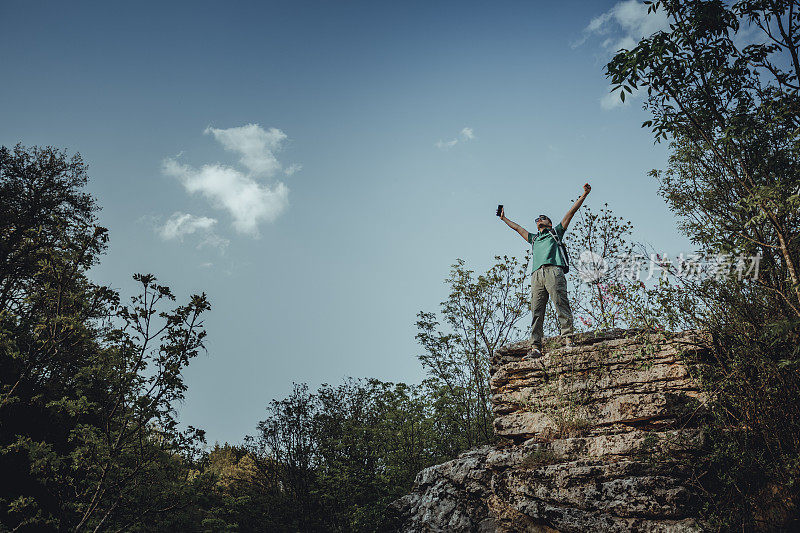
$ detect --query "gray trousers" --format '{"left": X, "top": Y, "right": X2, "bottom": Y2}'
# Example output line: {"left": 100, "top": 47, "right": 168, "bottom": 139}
{"left": 531, "top": 265, "right": 574, "bottom": 347}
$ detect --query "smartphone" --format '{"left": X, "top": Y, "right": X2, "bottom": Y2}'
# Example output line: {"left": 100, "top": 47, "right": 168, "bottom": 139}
{"left": 496, "top": 204, "right": 503, "bottom": 217}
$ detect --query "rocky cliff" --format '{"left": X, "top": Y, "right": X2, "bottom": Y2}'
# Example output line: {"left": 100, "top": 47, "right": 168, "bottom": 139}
{"left": 391, "top": 330, "right": 708, "bottom": 532}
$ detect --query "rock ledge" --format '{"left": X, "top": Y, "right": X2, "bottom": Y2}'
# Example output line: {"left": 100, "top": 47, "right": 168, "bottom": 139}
{"left": 391, "top": 330, "right": 707, "bottom": 532}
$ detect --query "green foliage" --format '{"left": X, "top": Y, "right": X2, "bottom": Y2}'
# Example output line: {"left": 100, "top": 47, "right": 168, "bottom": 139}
{"left": 564, "top": 203, "right": 696, "bottom": 333}
{"left": 416, "top": 255, "right": 530, "bottom": 449}
{"left": 239, "top": 379, "right": 446, "bottom": 532}
{"left": 606, "top": 0, "right": 800, "bottom": 315}
{"left": 605, "top": 1, "right": 800, "bottom": 529}
{"left": 690, "top": 303, "right": 800, "bottom": 531}
{"left": 567, "top": 203, "right": 636, "bottom": 330}
{"left": 0, "top": 144, "right": 214, "bottom": 531}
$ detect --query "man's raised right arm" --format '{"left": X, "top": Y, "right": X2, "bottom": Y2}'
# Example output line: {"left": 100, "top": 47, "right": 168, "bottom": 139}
{"left": 499, "top": 207, "right": 530, "bottom": 242}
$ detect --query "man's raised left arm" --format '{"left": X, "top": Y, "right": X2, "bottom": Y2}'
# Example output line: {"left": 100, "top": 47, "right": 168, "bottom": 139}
{"left": 561, "top": 182, "right": 591, "bottom": 231}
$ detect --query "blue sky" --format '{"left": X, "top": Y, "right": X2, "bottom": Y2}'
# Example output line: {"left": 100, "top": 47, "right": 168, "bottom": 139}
{"left": 0, "top": 0, "right": 691, "bottom": 445}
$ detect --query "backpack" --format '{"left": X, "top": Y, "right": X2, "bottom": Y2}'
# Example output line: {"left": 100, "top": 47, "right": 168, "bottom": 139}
{"left": 531, "top": 227, "right": 570, "bottom": 274}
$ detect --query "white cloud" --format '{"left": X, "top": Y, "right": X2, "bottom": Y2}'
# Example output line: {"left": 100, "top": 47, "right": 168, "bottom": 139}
{"left": 581, "top": 1, "right": 757, "bottom": 53}
{"left": 284, "top": 163, "right": 302, "bottom": 176}
{"left": 197, "top": 232, "right": 231, "bottom": 251}
{"left": 163, "top": 124, "right": 298, "bottom": 237}
{"left": 163, "top": 159, "right": 288, "bottom": 236}
{"left": 575, "top": 1, "right": 669, "bottom": 109}
{"left": 435, "top": 139, "right": 459, "bottom": 149}
{"left": 435, "top": 126, "right": 475, "bottom": 149}
{"left": 204, "top": 124, "right": 288, "bottom": 176}
{"left": 156, "top": 212, "right": 229, "bottom": 251}
{"left": 159, "top": 212, "right": 217, "bottom": 240}
{"left": 586, "top": 12, "right": 612, "bottom": 34}
{"left": 577, "top": 0, "right": 669, "bottom": 52}
{"left": 615, "top": 35, "right": 638, "bottom": 51}
{"left": 614, "top": 0, "right": 669, "bottom": 39}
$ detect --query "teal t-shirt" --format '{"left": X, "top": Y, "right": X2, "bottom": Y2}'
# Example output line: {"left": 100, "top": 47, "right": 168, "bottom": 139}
{"left": 527, "top": 223, "right": 567, "bottom": 272}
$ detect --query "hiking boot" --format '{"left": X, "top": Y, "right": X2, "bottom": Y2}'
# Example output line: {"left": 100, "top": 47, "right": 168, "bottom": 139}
{"left": 523, "top": 346, "right": 543, "bottom": 360}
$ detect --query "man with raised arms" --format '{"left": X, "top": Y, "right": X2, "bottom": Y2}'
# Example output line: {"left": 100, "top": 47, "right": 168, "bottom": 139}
{"left": 498, "top": 183, "right": 591, "bottom": 357}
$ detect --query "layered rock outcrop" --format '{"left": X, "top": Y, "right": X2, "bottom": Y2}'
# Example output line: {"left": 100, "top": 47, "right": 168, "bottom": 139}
{"left": 391, "top": 330, "right": 708, "bottom": 532}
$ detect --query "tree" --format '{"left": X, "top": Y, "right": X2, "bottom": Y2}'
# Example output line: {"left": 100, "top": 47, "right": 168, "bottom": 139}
{"left": 566, "top": 203, "right": 698, "bottom": 333}
{"left": 247, "top": 383, "right": 322, "bottom": 531}
{"left": 606, "top": 0, "right": 800, "bottom": 315}
{"left": 415, "top": 255, "right": 530, "bottom": 448}
{"left": 245, "top": 379, "right": 441, "bottom": 532}
{"left": 605, "top": 2, "right": 800, "bottom": 529}
{"left": 567, "top": 203, "right": 637, "bottom": 330}
{"left": 0, "top": 144, "right": 212, "bottom": 532}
